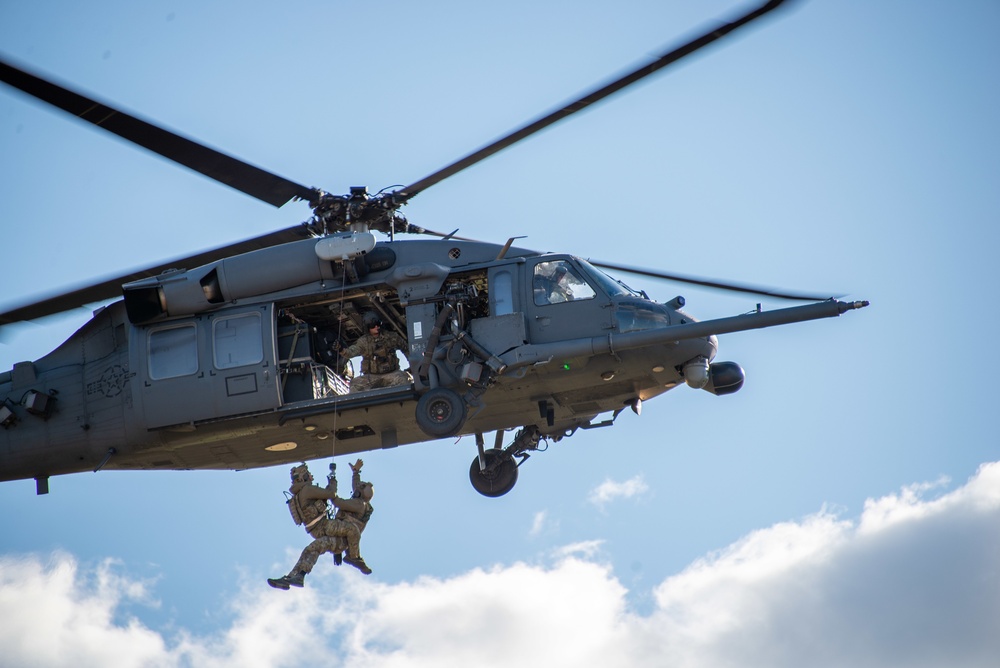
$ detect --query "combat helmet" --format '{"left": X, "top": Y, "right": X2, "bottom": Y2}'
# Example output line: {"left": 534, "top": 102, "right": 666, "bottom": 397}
{"left": 290, "top": 463, "right": 310, "bottom": 483}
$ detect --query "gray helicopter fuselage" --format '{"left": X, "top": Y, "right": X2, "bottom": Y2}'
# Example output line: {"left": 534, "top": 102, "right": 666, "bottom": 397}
{"left": 0, "top": 235, "right": 863, "bottom": 491}
{"left": 0, "top": 237, "right": 703, "bottom": 484}
{"left": 0, "top": 1, "right": 869, "bottom": 497}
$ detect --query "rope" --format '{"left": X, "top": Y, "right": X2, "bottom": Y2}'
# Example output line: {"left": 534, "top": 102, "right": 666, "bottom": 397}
{"left": 330, "top": 263, "right": 351, "bottom": 461}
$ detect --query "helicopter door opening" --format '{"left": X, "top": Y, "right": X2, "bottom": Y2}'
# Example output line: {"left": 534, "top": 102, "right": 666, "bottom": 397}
{"left": 526, "top": 258, "right": 611, "bottom": 344}
{"left": 137, "top": 304, "right": 279, "bottom": 430}
{"left": 277, "top": 317, "right": 352, "bottom": 402}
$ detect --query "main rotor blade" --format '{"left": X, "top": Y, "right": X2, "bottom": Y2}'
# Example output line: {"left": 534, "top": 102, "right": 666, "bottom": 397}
{"left": 0, "top": 224, "right": 314, "bottom": 326}
{"left": 395, "top": 0, "right": 793, "bottom": 201}
{"left": 0, "top": 58, "right": 319, "bottom": 208}
{"left": 589, "top": 259, "right": 836, "bottom": 302}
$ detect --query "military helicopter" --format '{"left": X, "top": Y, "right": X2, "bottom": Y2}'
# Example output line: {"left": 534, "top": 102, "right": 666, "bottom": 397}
{"left": 0, "top": 0, "right": 867, "bottom": 498}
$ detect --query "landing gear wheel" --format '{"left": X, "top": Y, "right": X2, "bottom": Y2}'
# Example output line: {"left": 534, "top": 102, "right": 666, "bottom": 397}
{"left": 415, "top": 387, "right": 466, "bottom": 438}
{"left": 470, "top": 448, "right": 518, "bottom": 497}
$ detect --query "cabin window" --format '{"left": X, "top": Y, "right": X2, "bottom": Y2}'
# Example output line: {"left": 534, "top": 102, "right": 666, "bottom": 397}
{"left": 493, "top": 269, "right": 514, "bottom": 315}
{"left": 213, "top": 312, "right": 263, "bottom": 369}
{"left": 148, "top": 325, "right": 198, "bottom": 379}
{"left": 533, "top": 260, "right": 596, "bottom": 306}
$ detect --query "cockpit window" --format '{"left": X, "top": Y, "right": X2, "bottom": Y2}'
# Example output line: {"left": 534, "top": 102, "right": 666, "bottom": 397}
{"left": 616, "top": 302, "right": 672, "bottom": 333}
{"left": 533, "top": 260, "right": 596, "bottom": 306}
{"left": 576, "top": 260, "right": 642, "bottom": 298}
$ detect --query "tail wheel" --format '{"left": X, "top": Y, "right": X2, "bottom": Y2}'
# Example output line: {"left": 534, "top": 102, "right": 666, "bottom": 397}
{"left": 415, "top": 387, "right": 466, "bottom": 438}
{"left": 470, "top": 448, "right": 518, "bottom": 497}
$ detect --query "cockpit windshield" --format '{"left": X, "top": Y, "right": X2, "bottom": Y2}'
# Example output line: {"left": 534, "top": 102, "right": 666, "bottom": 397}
{"left": 577, "top": 260, "right": 644, "bottom": 299}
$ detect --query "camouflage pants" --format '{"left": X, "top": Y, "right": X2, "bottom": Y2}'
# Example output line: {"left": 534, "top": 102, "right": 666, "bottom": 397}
{"left": 349, "top": 370, "right": 410, "bottom": 393}
{"left": 292, "top": 518, "right": 361, "bottom": 574}
{"left": 291, "top": 536, "right": 342, "bottom": 575}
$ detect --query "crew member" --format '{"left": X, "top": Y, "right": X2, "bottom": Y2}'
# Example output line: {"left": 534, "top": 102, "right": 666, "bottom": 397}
{"left": 267, "top": 462, "right": 372, "bottom": 590}
{"left": 334, "top": 458, "right": 375, "bottom": 542}
{"left": 533, "top": 263, "right": 574, "bottom": 305}
{"left": 341, "top": 311, "right": 410, "bottom": 392}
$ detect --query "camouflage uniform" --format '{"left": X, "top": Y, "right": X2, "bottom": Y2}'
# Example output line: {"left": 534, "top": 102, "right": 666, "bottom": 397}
{"left": 289, "top": 467, "right": 374, "bottom": 574}
{"left": 286, "top": 479, "right": 363, "bottom": 574}
{"left": 268, "top": 465, "right": 371, "bottom": 589}
{"left": 288, "top": 535, "right": 344, "bottom": 576}
{"left": 335, "top": 467, "right": 375, "bottom": 535}
{"left": 341, "top": 330, "right": 410, "bottom": 392}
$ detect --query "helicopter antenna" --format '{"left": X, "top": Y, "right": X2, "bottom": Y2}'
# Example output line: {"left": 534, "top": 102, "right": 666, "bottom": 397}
{"left": 496, "top": 237, "right": 528, "bottom": 261}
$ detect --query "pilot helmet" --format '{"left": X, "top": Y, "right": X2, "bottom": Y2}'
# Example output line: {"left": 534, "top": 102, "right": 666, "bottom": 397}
{"left": 362, "top": 312, "right": 383, "bottom": 330}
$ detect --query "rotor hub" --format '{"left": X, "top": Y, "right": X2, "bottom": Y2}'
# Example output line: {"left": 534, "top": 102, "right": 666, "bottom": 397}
{"left": 306, "top": 186, "right": 411, "bottom": 237}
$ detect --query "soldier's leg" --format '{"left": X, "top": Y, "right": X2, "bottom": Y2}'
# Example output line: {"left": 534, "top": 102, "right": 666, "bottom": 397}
{"left": 322, "top": 521, "right": 371, "bottom": 574}
{"left": 349, "top": 375, "right": 374, "bottom": 393}
{"left": 321, "top": 519, "right": 362, "bottom": 559}
{"left": 385, "top": 370, "right": 411, "bottom": 387}
{"left": 289, "top": 538, "right": 328, "bottom": 575}
{"left": 367, "top": 371, "right": 409, "bottom": 390}
{"left": 268, "top": 538, "right": 333, "bottom": 589}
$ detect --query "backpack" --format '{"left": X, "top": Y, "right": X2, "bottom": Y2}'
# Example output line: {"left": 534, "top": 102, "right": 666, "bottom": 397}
{"left": 284, "top": 490, "right": 305, "bottom": 526}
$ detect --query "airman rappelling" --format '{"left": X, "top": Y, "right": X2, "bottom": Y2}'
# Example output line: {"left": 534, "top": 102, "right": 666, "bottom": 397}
{"left": 267, "top": 459, "right": 373, "bottom": 589}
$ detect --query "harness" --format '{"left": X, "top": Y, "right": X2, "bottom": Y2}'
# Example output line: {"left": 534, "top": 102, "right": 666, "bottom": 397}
{"left": 287, "top": 488, "right": 329, "bottom": 533}
{"left": 304, "top": 512, "right": 326, "bottom": 531}
{"left": 361, "top": 336, "right": 401, "bottom": 375}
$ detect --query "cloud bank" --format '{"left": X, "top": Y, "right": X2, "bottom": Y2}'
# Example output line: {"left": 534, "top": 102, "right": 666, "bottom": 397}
{"left": 3, "top": 463, "right": 999, "bottom": 668}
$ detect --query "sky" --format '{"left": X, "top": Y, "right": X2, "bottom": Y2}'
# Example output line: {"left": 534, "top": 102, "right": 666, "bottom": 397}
{"left": 1, "top": 0, "right": 998, "bottom": 666}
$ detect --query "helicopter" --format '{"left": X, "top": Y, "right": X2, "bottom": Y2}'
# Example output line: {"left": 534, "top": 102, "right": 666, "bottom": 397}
{"left": 0, "top": 0, "right": 867, "bottom": 498}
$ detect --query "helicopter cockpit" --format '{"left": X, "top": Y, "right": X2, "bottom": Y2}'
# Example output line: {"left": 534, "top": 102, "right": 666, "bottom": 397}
{"left": 576, "top": 259, "right": 687, "bottom": 334}
{"left": 532, "top": 260, "right": 596, "bottom": 305}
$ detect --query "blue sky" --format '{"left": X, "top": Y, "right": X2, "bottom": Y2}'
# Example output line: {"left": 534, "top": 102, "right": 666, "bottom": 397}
{"left": 1, "top": 1, "right": 999, "bottom": 666}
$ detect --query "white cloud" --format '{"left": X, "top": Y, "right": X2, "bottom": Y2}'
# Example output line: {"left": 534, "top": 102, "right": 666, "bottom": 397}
{"left": 3, "top": 463, "right": 1000, "bottom": 668}
{"left": 588, "top": 474, "right": 650, "bottom": 510}
{"left": 552, "top": 539, "right": 605, "bottom": 561}
{"left": 0, "top": 553, "right": 168, "bottom": 667}
{"left": 528, "top": 510, "right": 548, "bottom": 536}
{"left": 527, "top": 509, "right": 562, "bottom": 537}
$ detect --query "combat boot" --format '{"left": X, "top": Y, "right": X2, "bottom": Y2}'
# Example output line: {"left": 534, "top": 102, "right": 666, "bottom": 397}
{"left": 343, "top": 555, "right": 372, "bottom": 575}
{"left": 267, "top": 572, "right": 305, "bottom": 589}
